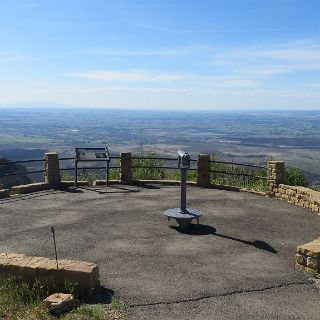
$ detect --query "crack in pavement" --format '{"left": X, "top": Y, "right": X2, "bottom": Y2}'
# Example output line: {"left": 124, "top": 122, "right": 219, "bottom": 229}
{"left": 127, "top": 281, "right": 310, "bottom": 308}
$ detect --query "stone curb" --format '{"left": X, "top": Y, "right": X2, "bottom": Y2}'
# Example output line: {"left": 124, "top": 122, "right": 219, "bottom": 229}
{"left": 10, "top": 182, "right": 51, "bottom": 195}
{"left": 0, "top": 252, "right": 100, "bottom": 295}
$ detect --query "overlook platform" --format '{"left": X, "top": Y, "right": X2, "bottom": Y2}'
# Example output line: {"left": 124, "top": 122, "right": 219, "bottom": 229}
{"left": 0, "top": 185, "right": 319, "bottom": 319}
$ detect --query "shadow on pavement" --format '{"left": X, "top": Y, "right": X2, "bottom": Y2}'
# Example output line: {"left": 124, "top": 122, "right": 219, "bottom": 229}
{"left": 59, "top": 187, "right": 84, "bottom": 193}
{"left": 173, "top": 224, "right": 278, "bottom": 254}
{"left": 85, "top": 286, "right": 114, "bottom": 305}
{"left": 0, "top": 189, "right": 69, "bottom": 204}
{"left": 140, "top": 184, "right": 161, "bottom": 189}
{"left": 84, "top": 185, "right": 141, "bottom": 194}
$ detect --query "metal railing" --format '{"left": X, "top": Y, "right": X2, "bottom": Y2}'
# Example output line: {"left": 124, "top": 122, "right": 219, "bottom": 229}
{"left": 0, "top": 159, "right": 45, "bottom": 178}
{"left": 0, "top": 154, "right": 267, "bottom": 190}
{"left": 208, "top": 159, "right": 267, "bottom": 192}
{"left": 131, "top": 156, "right": 198, "bottom": 172}
{"left": 209, "top": 159, "right": 267, "bottom": 180}
{"left": 59, "top": 156, "right": 121, "bottom": 172}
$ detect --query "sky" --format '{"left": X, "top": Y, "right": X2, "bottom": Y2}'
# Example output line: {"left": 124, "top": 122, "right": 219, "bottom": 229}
{"left": 0, "top": 0, "right": 320, "bottom": 110}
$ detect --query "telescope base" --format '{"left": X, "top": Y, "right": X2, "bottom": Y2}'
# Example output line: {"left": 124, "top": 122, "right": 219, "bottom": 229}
{"left": 164, "top": 207, "right": 203, "bottom": 231}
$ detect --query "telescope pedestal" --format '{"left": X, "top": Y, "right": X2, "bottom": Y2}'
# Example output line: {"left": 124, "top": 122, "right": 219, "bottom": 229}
{"left": 163, "top": 150, "right": 204, "bottom": 231}
{"left": 164, "top": 207, "right": 202, "bottom": 231}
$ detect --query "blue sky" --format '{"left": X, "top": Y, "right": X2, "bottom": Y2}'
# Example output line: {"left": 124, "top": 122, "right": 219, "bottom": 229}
{"left": 0, "top": 0, "right": 320, "bottom": 110}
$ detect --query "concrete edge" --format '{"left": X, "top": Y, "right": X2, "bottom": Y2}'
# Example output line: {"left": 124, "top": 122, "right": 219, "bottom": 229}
{"left": 10, "top": 182, "right": 51, "bottom": 195}
{"left": 0, "top": 189, "right": 10, "bottom": 199}
{"left": 60, "top": 181, "right": 90, "bottom": 187}
{"left": 0, "top": 252, "right": 100, "bottom": 295}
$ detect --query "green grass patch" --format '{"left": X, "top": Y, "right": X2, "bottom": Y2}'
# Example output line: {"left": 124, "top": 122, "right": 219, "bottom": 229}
{"left": 0, "top": 277, "right": 122, "bottom": 320}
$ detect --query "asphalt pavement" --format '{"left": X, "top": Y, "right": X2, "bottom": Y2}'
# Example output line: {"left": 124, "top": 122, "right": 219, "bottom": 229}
{"left": 0, "top": 184, "right": 319, "bottom": 319}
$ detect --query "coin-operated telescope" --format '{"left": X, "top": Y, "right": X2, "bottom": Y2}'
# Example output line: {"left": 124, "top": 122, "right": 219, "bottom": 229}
{"left": 164, "top": 150, "right": 203, "bottom": 231}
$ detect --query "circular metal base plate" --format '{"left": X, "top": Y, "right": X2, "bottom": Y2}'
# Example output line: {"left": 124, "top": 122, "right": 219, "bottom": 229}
{"left": 164, "top": 207, "right": 203, "bottom": 219}
{"left": 164, "top": 208, "right": 203, "bottom": 231}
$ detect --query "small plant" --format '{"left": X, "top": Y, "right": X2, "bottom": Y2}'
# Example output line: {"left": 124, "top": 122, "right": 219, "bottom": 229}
{"left": 307, "top": 269, "right": 320, "bottom": 279}
{"left": 108, "top": 298, "right": 124, "bottom": 311}
{"left": 64, "top": 280, "right": 79, "bottom": 296}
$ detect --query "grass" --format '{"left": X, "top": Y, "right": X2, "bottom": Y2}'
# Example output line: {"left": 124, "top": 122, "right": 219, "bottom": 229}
{"left": 0, "top": 277, "right": 123, "bottom": 320}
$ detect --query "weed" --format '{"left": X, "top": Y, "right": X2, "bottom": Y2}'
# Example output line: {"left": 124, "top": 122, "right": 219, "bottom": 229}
{"left": 65, "top": 305, "right": 105, "bottom": 320}
{"left": 307, "top": 269, "right": 320, "bottom": 279}
{"left": 64, "top": 280, "right": 79, "bottom": 296}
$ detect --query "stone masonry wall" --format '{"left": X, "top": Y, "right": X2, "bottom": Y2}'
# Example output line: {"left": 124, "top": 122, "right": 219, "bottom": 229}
{"left": 267, "top": 161, "right": 285, "bottom": 195}
{"left": 296, "top": 238, "right": 320, "bottom": 273}
{"left": 274, "top": 184, "right": 320, "bottom": 215}
{"left": 44, "top": 152, "right": 61, "bottom": 187}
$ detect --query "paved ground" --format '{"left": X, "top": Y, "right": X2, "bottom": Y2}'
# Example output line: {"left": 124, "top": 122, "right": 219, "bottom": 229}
{"left": 0, "top": 184, "right": 319, "bottom": 319}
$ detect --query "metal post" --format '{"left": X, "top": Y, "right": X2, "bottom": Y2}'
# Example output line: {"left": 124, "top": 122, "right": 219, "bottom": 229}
{"left": 180, "top": 168, "right": 187, "bottom": 213}
{"left": 50, "top": 227, "right": 59, "bottom": 270}
{"left": 106, "top": 160, "right": 109, "bottom": 186}
{"left": 74, "top": 148, "right": 78, "bottom": 187}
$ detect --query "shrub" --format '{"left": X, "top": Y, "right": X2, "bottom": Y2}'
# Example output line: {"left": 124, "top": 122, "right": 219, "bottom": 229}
{"left": 132, "top": 153, "right": 165, "bottom": 180}
{"left": 285, "top": 167, "right": 309, "bottom": 187}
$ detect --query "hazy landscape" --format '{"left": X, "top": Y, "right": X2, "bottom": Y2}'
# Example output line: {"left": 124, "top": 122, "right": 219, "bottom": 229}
{"left": 0, "top": 108, "right": 319, "bottom": 187}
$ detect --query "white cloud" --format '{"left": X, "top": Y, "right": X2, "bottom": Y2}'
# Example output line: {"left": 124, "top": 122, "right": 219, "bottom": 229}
{"left": 67, "top": 70, "right": 186, "bottom": 82}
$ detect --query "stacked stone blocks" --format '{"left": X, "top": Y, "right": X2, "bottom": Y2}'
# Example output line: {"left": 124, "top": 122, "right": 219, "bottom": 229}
{"left": 267, "top": 161, "right": 285, "bottom": 195}
{"left": 0, "top": 252, "right": 100, "bottom": 294}
{"left": 197, "top": 154, "right": 210, "bottom": 187}
{"left": 44, "top": 152, "right": 61, "bottom": 187}
{"left": 274, "top": 184, "right": 320, "bottom": 215}
{"left": 296, "top": 239, "right": 320, "bottom": 273}
{"left": 120, "top": 152, "right": 132, "bottom": 183}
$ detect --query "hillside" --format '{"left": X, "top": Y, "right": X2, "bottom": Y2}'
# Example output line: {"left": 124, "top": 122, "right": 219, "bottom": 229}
{"left": 0, "top": 157, "right": 31, "bottom": 188}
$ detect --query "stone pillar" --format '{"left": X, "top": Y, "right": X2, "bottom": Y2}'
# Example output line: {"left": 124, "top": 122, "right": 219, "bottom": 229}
{"left": 120, "top": 152, "right": 132, "bottom": 184}
{"left": 197, "top": 154, "right": 210, "bottom": 187}
{"left": 267, "top": 161, "right": 285, "bottom": 195}
{"left": 44, "top": 152, "right": 61, "bottom": 187}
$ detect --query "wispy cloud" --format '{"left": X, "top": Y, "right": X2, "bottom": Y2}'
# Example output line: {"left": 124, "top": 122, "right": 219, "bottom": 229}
{"left": 304, "top": 82, "right": 320, "bottom": 88}
{"left": 0, "top": 51, "right": 25, "bottom": 62}
{"left": 81, "top": 45, "right": 214, "bottom": 57}
{"left": 67, "top": 70, "right": 186, "bottom": 82}
{"left": 135, "top": 23, "right": 283, "bottom": 35}
{"left": 213, "top": 39, "right": 320, "bottom": 76}
{"left": 66, "top": 69, "right": 258, "bottom": 89}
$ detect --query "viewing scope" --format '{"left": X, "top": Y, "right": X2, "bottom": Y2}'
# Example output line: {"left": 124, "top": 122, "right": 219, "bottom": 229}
{"left": 177, "top": 150, "right": 190, "bottom": 169}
